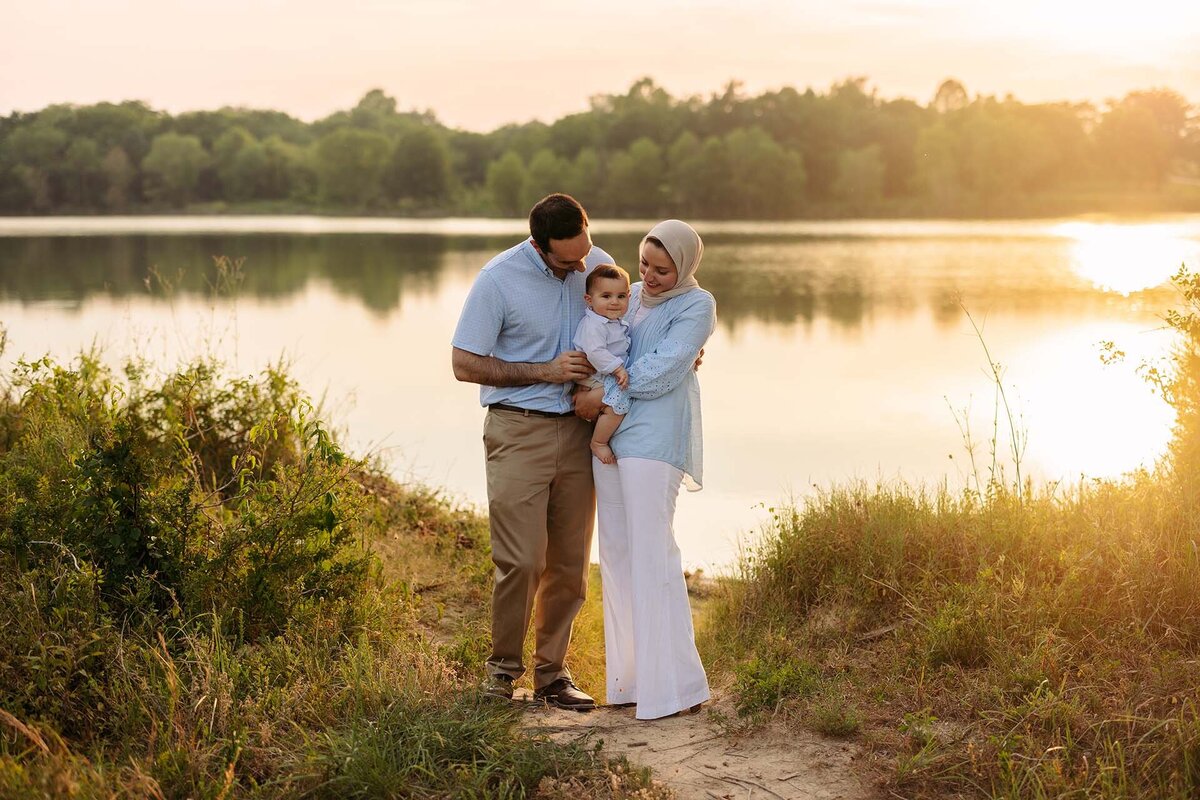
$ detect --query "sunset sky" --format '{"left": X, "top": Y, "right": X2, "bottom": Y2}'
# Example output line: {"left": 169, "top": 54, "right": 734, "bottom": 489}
{"left": 3, "top": 0, "right": 1198, "bottom": 131}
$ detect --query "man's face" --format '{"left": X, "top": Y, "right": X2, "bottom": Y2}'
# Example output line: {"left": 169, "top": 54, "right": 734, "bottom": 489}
{"left": 585, "top": 277, "right": 630, "bottom": 321}
{"left": 543, "top": 228, "right": 593, "bottom": 275}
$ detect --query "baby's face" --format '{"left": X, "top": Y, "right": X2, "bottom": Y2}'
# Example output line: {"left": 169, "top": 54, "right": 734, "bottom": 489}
{"left": 586, "top": 277, "right": 630, "bottom": 321}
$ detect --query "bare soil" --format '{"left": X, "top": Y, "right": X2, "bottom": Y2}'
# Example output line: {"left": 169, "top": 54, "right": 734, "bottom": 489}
{"left": 518, "top": 689, "right": 875, "bottom": 800}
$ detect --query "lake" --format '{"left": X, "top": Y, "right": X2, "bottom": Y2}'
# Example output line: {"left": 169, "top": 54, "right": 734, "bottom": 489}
{"left": 3, "top": 215, "right": 1198, "bottom": 570}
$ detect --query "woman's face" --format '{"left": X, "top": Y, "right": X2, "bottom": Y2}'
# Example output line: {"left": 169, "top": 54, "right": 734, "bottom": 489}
{"left": 639, "top": 241, "right": 679, "bottom": 296}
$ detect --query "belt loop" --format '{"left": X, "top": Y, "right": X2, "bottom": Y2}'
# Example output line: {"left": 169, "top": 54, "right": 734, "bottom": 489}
{"left": 522, "top": 408, "right": 530, "bottom": 417}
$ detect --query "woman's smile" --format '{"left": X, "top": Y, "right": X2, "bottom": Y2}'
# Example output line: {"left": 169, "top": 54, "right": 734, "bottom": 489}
{"left": 639, "top": 240, "right": 679, "bottom": 296}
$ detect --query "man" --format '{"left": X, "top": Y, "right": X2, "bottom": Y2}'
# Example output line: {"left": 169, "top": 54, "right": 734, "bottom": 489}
{"left": 451, "top": 193, "right": 611, "bottom": 710}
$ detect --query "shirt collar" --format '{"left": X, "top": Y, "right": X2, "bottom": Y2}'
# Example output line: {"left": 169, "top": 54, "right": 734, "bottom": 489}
{"left": 521, "top": 238, "right": 562, "bottom": 279}
{"left": 585, "top": 307, "right": 628, "bottom": 327}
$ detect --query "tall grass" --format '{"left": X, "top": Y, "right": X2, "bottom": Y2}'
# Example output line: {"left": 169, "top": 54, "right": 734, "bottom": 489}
{"left": 0, "top": 344, "right": 662, "bottom": 799}
{"left": 703, "top": 268, "right": 1200, "bottom": 798}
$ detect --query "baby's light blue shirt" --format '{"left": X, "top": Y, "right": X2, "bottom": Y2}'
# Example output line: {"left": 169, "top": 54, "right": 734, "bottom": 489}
{"left": 573, "top": 308, "right": 630, "bottom": 376}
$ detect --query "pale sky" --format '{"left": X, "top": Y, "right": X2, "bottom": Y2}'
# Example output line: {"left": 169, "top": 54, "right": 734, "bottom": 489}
{"left": 3, "top": 0, "right": 1198, "bottom": 131}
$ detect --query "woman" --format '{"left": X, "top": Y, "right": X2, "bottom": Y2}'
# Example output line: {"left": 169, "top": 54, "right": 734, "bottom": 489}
{"left": 591, "top": 219, "right": 716, "bottom": 720}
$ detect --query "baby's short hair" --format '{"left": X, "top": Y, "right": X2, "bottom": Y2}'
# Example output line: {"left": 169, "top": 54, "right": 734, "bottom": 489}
{"left": 586, "top": 264, "right": 631, "bottom": 294}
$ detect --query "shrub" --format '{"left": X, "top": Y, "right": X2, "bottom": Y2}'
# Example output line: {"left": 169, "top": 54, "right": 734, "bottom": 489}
{"left": 0, "top": 354, "right": 378, "bottom": 640}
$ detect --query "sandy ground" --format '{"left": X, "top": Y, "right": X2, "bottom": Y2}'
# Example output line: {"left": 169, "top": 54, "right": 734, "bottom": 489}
{"left": 517, "top": 690, "right": 874, "bottom": 800}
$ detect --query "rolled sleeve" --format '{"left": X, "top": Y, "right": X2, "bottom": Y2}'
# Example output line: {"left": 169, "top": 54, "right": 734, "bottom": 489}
{"left": 451, "top": 272, "right": 504, "bottom": 356}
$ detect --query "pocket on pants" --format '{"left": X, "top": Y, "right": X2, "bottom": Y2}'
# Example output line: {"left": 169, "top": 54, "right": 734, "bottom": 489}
{"left": 483, "top": 410, "right": 505, "bottom": 462}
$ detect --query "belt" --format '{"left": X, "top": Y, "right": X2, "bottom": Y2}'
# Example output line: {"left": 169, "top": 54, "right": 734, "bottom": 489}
{"left": 488, "top": 403, "right": 575, "bottom": 419}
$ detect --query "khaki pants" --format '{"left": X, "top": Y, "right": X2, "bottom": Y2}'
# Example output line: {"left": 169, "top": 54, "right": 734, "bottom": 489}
{"left": 483, "top": 407, "right": 595, "bottom": 690}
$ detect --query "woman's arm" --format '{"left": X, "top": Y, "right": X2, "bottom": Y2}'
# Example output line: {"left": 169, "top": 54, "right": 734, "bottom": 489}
{"left": 603, "top": 294, "right": 715, "bottom": 412}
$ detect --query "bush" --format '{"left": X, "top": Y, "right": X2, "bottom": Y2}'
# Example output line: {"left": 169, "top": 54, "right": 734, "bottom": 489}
{"left": 0, "top": 353, "right": 384, "bottom": 741}
{"left": 0, "top": 354, "right": 378, "bottom": 641}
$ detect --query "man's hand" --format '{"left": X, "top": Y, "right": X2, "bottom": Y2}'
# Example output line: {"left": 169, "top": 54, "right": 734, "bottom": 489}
{"left": 693, "top": 347, "right": 705, "bottom": 372}
{"left": 613, "top": 365, "right": 629, "bottom": 389}
{"left": 573, "top": 386, "right": 605, "bottom": 421}
{"left": 544, "top": 350, "right": 594, "bottom": 384}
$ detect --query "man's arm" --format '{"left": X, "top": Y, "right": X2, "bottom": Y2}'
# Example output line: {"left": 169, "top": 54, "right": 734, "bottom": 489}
{"left": 452, "top": 347, "right": 593, "bottom": 387}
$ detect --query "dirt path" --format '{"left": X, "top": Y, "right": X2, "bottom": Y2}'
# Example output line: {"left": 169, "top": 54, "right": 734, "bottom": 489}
{"left": 518, "top": 690, "right": 874, "bottom": 800}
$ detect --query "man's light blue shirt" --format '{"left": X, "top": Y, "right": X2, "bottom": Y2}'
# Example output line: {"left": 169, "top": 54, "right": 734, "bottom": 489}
{"left": 452, "top": 239, "right": 614, "bottom": 413}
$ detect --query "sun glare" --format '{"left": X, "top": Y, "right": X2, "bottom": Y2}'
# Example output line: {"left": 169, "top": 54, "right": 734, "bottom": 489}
{"left": 1056, "top": 222, "right": 1200, "bottom": 296}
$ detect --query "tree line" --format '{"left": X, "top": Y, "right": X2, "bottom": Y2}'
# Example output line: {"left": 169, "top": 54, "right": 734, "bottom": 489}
{"left": 1, "top": 78, "right": 1197, "bottom": 219}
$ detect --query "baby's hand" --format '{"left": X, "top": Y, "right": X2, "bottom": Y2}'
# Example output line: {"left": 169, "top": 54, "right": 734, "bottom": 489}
{"left": 614, "top": 366, "right": 629, "bottom": 389}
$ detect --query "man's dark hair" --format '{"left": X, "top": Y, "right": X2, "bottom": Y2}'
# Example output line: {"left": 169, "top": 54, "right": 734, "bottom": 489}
{"left": 529, "top": 193, "right": 588, "bottom": 251}
{"left": 585, "top": 264, "right": 630, "bottom": 294}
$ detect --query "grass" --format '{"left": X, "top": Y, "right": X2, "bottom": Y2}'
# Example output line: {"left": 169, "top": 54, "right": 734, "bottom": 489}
{"left": 0, "top": 348, "right": 666, "bottom": 800}
{"left": 703, "top": 476, "right": 1200, "bottom": 797}
{"left": 700, "top": 266, "right": 1200, "bottom": 797}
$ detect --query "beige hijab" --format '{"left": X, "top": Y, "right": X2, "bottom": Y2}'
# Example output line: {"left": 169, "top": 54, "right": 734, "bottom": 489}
{"left": 638, "top": 219, "right": 703, "bottom": 308}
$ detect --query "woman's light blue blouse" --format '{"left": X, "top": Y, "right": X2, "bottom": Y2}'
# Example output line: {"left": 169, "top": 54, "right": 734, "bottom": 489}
{"left": 603, "top": 283, "right": 717, "bottom": 490}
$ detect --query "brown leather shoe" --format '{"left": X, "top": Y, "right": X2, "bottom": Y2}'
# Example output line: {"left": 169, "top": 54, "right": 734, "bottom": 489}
{"left": 534, "top": 678, "right": 596, "bottom": 711}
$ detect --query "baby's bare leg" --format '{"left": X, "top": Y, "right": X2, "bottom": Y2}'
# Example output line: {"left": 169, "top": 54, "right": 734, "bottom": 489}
{"left": 589, "top": 407, "right": 626, "bottom": 465}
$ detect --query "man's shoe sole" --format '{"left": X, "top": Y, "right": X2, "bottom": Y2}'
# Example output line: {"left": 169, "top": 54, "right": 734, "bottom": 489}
{"left": 537, "top": 695, "right": 596, "bottom": 711}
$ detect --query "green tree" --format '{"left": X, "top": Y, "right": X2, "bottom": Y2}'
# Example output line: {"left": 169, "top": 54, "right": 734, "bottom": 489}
{"left": 351, "top": 89, "right": 398, "bottom": 129}
{"left": 141, "top": 132, "right": 209, "bottom": 206}
{"left": 1095, "top": 91, "right": 1187, "bottom": 185}
{"left": 547, "top": 112, "right": 602, "bottom": 158}
{"left": 723, "top": 127, "right": 806, "bottom": 217}
{"left": 486, "top": 152, "right": 527, "bottom": 216}
{"left": 5, "top": 124, "right": 68, "bottom": 210}
{"left": 64, "top": 138, "right": 102, "bottom": 208}
{"left": 101, "top": 146, "right": 136, "bottom": 209}
{"left": 385, "top": 127, "right": 452, "bottom": 204}
{"left": 71, "top": 101, "right": 162, "bottom": 164}
{"left": 568, "top": 147, "right": 603, "bottom": 207}
{"left": 594, "top": 78, "right": 686, "bottom": 151}
{"left": 228, "top": 142, "right": 269, "bottom": 201}
{"left": 313, "top": 128, "right": 391, "bottom": 207}
{"left": 933, "top": 79, "right": 969, "bottom": 113}
{"left": 602, "top": 137, "right": 664, "bottom": 217}
{"left": 260, "top": 135, "right": 307, "bottom": 200}
{"left": 671, "top": 135, "right": 731, "bottom": 218}
{"left": 914, "top": 120, "right": 964, "bottom": 210}
{"left": 666, "top": 130, "right": 702, "bottom": 213}
{"left": 957, "top": 105, "right": 1030, "bottom": 203}
{"left": 876, "top": 99, "right": 929, "bottom": 198}
{"left": 213, "top": 127, "right": 256, "bottom": 198}
{"left": 522, "top": 148, "right": 572, "bottom": 210}
{"left": 832, "top": 144, "right": 884, "bottom": 210}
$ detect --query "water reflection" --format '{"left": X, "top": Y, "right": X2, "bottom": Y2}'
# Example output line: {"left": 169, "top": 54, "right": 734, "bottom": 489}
{"left": 1056, "top": 222, "right": 1200, "bottom": 296}
{"left": 0, "top": 234, "right": 463, "bottom": 315}
{"left": 0, "top": 228, "right": 1187, "bottom": 332}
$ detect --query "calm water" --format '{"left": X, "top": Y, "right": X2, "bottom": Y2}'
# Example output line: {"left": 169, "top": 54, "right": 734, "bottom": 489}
{"left": 3, "top": 216, "right": 1199, "bottom": 570}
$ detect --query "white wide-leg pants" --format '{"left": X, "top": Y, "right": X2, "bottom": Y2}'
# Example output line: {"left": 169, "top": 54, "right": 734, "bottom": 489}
{"left": 594, "top": 456, "right": 711, "bottom": 720}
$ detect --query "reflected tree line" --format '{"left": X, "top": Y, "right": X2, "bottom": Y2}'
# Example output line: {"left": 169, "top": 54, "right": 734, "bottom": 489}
{"left": 1, "top": 78, "right": 1198, "bottom": 219}
{"left": 0, "top": 233, "right": 1158, "bottom": 331}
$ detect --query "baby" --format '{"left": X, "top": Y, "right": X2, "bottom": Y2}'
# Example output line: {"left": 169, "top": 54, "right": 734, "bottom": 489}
{"left": 574, "top": 264, "right": 631, "bottom": 464}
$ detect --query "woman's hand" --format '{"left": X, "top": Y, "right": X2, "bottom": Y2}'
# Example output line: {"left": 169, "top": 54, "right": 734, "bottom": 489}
{"left": 573, "top": 385, "right": 605, "bottom": 421}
